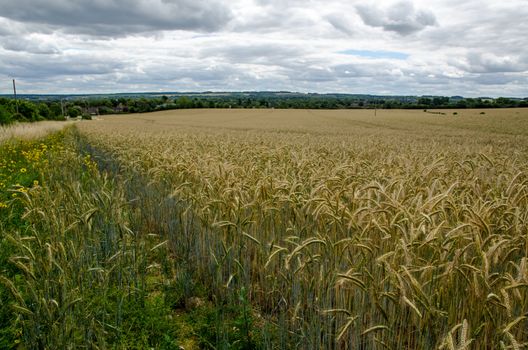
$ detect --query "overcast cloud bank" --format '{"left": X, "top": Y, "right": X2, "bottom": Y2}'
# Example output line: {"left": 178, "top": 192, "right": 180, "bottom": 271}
{"left": 0, "top": 0, "right": 526, "bottom": 96}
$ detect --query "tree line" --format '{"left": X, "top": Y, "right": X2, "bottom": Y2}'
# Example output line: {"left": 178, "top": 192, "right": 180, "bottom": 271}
{"left": 1, "top": 94, "right": 527, "bottom": 125}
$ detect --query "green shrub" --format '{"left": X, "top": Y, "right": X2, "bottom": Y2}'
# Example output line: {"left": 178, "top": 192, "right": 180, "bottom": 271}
{"left": 0, "top": 106, "right": 12, "bottom": 125}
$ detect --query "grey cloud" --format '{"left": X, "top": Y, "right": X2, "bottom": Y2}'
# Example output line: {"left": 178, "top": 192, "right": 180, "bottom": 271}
{"left": 1, "top": 37, "right": 60, "bottom": 54}
{"left": 0, "top": 18, "right": 14, "bottom": 36}
{"left": 452, "top": 53, "right": 528, "bottom": 74}
{"left": 200, "top": 43, "right": 304, "bottom": 66}
{"left": 288, "top": 61, "right": 400, "bottom": 83}
{"left": 467, "top": 53, "right": 527, "bottom": 73}
{"left": 116, "top": 63, "right": 268, "bottom": 91}
{"left": 0, "top": 52, "right": 124, "bottom": 78}
{"left": 0, "top": 17, "right": 32, "bottom": 36}
{"left": 142, "top": 64, "right": 241, "bottom": 83}
{"left": 254, "top": 0, "right": 314, "bottom": 7}
{"left": 332, "top": 64, "right": 381, "bottom": 78}
{"left": 326, "top": 14, "right": 354, "bottom": 36}
{"left": 472, "top": 73, "right": 521, "bottom": 86}
{"left": 290, "top": 67, "right": 335, "bottom": 82}
{"left": 356, "top": 1, "right": 436, "bottom": 35}
{"left": 0, "top": 0, "right": 232, "bottom": 36}
{"left": 233, "top": 9, "right": 293, "bottom": 32}
{"left": 422, "top": 3, "right": 528, "bottom": 52}
{"left": 232, "top": 6, "right": 317, "bottom": 34}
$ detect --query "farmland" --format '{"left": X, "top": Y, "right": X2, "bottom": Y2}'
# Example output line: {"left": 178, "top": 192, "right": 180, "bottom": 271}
{"left": 1, "top": 108, "right": 528, "bottom": 349}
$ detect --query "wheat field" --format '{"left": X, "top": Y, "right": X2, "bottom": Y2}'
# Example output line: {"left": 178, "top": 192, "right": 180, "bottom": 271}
{"left": 0, "top": 120, "right": 74, "bottom": 143}
{"left": 2, "top": 108, "right": 527, "bottom": 348}
{"left": 72, "top": 108, "right": 528, "bottom": 348}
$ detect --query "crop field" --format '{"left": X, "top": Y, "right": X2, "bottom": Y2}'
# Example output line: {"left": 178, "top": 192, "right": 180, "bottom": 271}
{"left": 1, "top": 108, "right": 528, "bottom": 349}
{"left": 0, "top": 120, "right": 74, "bottom": 144}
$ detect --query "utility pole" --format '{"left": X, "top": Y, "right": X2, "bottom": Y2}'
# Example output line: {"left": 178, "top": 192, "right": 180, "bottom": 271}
{"left": 61, "top": 99, "right": 65, "bottom": 119}
{"left": 12, "top": 79, "right": 19, "bottom": 115}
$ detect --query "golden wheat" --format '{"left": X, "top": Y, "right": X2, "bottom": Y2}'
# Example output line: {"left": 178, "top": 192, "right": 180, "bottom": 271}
{"left": 71, "top": 108, "right": 528, "bottom": 348}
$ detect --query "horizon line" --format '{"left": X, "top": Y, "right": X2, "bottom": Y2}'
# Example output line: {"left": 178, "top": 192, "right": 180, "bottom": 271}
{"left": 0, "top": 91, "right": 526, "bottom": 99}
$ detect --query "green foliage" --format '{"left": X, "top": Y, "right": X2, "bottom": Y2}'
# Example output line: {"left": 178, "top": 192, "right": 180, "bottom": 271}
{"left": 37, "top": 103, "right": 51, "bottom": 119}
{"left": 175, "top": 96, "right": 193, "bottom": 109}
{"left": 0, "top": 106, "right": 12, "bottom": 125}
{"left": 109, "top": 295, "right": 180, "bottom": 349}
{"left": 232, "top": 287, "right": 259, "bottom": 350}
{"left": 67, "top": 106, "right": 82, "bottom": 118}
{"left": 17, "top": 100, "right": 39, "bottom": 121}
{"left": 0, "top": 99, "right": 64, "bottom": 124}
{"left": 178, "top": 290, "right": 265, "bottom": 350}
{"left": 0, "top": 133, "right": 64, "bottom": 348}
{"left": 98, "top": 106, "right": 115, "bottom": 115}
{"left": 0, "top": 137, "right": 54, "bottom": 212}
{"left": 49, "top": 102, "right": 64, "bottom": 119}
{"left": 0, "top": 215, "right": 19, "bottom": 349}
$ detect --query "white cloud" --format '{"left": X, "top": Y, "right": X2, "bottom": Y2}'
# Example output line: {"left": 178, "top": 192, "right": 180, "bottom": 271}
{"left": 356, "top": 1, "right": 437, "bottom": 35}
{"left": 0, "top": 0, "right": 527, "bottom": 97}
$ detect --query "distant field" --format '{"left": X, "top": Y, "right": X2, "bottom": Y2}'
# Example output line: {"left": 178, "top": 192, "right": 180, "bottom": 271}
{"left": 95, "top": 107, "right": 528, "bottom": 139}
{"left": 2, "top": 109, "right": 527, "bottom": 348}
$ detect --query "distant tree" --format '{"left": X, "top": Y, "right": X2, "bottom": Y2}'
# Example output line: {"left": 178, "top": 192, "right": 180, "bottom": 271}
{"left": 38, "top": 103, "right": 51, "bottom": 119}
{"left": 455, "top": 100, "right": 467, "bottom": 108}
{"left": 0, "top": 105, "right": 12, "bottom": 125}
{"left": 98, "top": 106, "right": 114, "bottom": 115}
{"left": 432, "top": 97, "right": 449, "bottom": 106}
{"left": 194, "top": 99, "right": 204, "bottom": 108}
{"left": 67, "top": 106, "right": 82, "bottom": 118}
{"left": 418, "top": 97, "right": 432, "bottom": 106}
{"left": 49, "top": 102, "right": 64, "bottom": 120}
{"left": 17, "top": 100, "right": 39, "bottom": 121}
{"left": 495, "top": 97, "right": 513, "bottom": 107}
{"left": 176, "top": 97, "right": 192, "bottom": 109}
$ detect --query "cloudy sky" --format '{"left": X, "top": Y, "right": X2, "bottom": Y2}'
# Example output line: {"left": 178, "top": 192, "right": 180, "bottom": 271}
{"left": 0, "top": 0, "right": 527, "bottom": 97}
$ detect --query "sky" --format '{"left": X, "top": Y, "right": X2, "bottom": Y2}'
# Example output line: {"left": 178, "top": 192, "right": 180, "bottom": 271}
{"left": 0, "top": 0, "right": 527, "bottom": 97}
